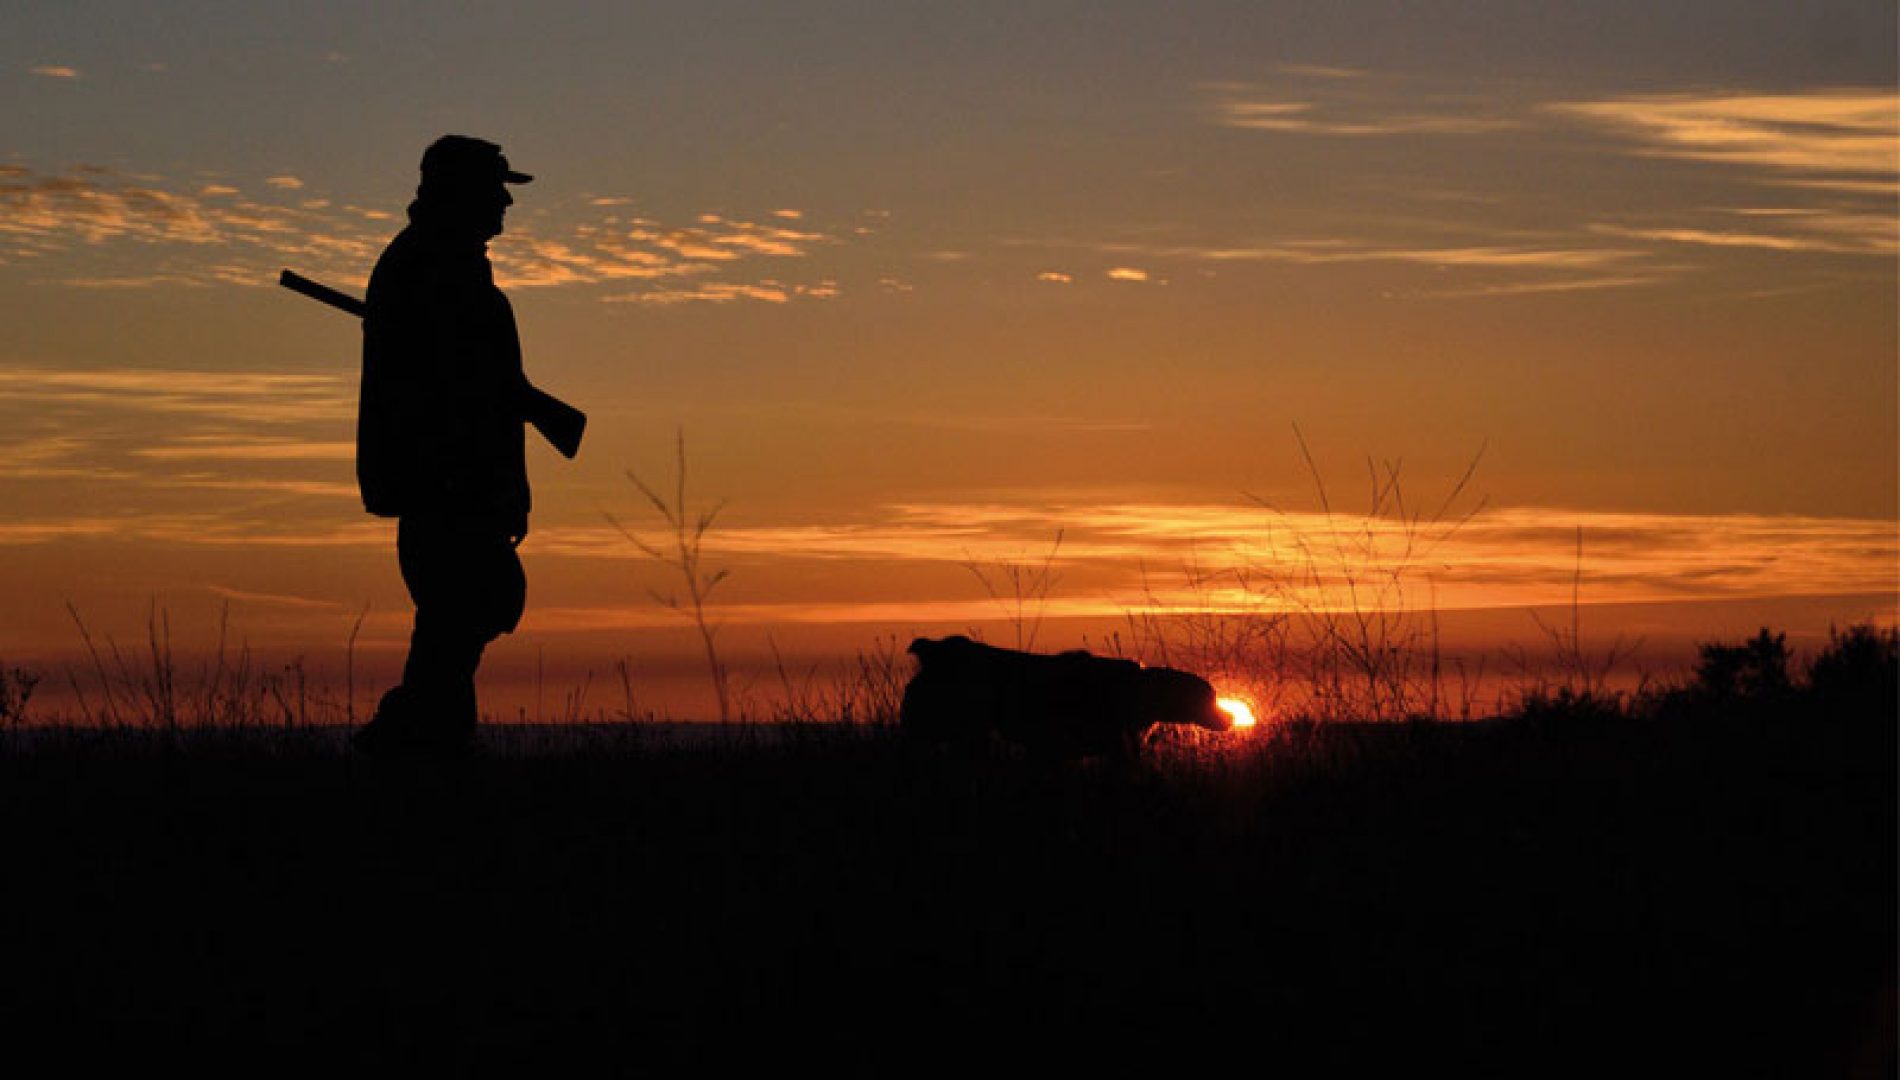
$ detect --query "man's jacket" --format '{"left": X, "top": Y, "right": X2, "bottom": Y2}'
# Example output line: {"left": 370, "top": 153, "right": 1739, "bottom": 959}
{"left": 358, "top": 208, "right": 530, "bottom": 533}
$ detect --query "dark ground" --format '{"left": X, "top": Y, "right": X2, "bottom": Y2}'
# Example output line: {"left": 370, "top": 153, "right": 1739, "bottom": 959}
{"left": 0, "top": 712, "right": 1891, "bottom": 1076}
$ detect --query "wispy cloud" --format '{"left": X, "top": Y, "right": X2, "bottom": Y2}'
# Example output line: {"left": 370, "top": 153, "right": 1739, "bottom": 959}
{"left": 0, "top": 434, "right": 136, "bottom": 482}
{"left": 0, "top": 516, "right": 385, "bottom": 548}
{"left": 0, "top": 366, "right": 354, "bottom": 423}
{"left": 0, "top": 477, "right": 1890, "bottom": 626}
{"left": 1216, "top": 99, "right": 1519, "bottom": 136}
{"left": 998, "top": 232, "right": 1675, "bottom": 300}
{"left": 1393, "top": 273, "right": 1674, "bottom": 300}
{"left": 605, "top": 279, "right": 839, "bottom": 305}
{"left": 156, "top": 476, "right": 358, "bottom": 498}
{"left": 1273, "top": 64, "right": 1367, "bottom": 81}
{"left": 133, "top": 438, "right": 356, "bottom": 461}
{"left": 0, "top": 367, "right": 361, "bottom": 534}
{"left": 1025, "top": 76, "right": 1900, "bottom": 303}
{"left": 0, "top": 166, "right": 384, "bottom": 284}
{"left": 1591, "top": 210, "right": 1897, "bottom": 258}
{"left": 1, "top": 172, "right": 225, "bottom": 247}
{"left": 1317, "top": 245, "right": 1639, "bottom": 270}
{"left": 1089, "top": 238, "right": 1647, "bottom": 272}
{"left": 610, "top": 281, "right": 791, "bottom": 305}
{"left": 29, "top": 65, "right": 79, "bottom": 79}
{"left": 543, "top": 499, "right": 1900, "bottom": 618}
{"left": 1217, "top": 79, "right": 1897, "bottom": 178}
{"left": 1207, "top": 76, "right": 1521, "bottom": 138}
{"left": 494, "top": 236, "right": 710, "bottom": 288}
{"left": 1771, "top": 178, "right": 1895, "bottom": 197}
{"left": 1549, "top": 89, "right": 1899, "bottom": 179}
{"left": 1541, "top": 91, "right": 1898, "bottom": 262}
{"left": 0, "top": 164, "right": 861, "bottom": 304}
{"left": 501, "top": 212, "right": 841, "bottom": 297}
{"left": 628, "top": 213, "right": 828, "bottom": 261}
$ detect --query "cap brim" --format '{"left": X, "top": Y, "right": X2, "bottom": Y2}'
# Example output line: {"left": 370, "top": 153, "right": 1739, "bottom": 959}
{"left": 503, "top": 169, "right": 534, "bottom": 184}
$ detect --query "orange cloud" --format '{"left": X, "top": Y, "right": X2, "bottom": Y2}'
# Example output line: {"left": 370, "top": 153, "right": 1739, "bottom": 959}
{"left": 1274, "top": 64, "right": 1368, "bottom": 80}
{"left": 1592, "top": 214, "right": 1897, "bottom": 258}
{"left": 0, "top": 367, "right": 353, "bottom": 423}
{"left": 1092, "top": 240, "right": 1644, "bottom": 271}
{"left": 0, "top": 366, "right": 361, "bottom": 539}
{"left": 1189, "top": 79, "right": 1895, "bottom": 294}
{"left": 1208, "top": 75, "right": 1521, "bottom": 137}
{"left": 548, "top": 498, "right": 1900, "bottom": 619}
{"left": 0, "top": 368, "right": 351, "bottom": 426}
{"left": 1550, "top": 90, "right": 1899, "bottom": 178}
{"left": 0, "top": 165, "right": 860, "bottom": 302}
{"left": 1217, "top": 99, "right": 1518, "bottom": 136}
{"left": 1396, "top": 274, "right": 1672, "bottom": 299}
{"left": 133, "top": 439, "right": 356, "bottom": 461}
{"left": 0, "top": 515, "right": 384, "bottom": 548}
{"left": 608, "top": 281, "right": 793, "bottom": 305}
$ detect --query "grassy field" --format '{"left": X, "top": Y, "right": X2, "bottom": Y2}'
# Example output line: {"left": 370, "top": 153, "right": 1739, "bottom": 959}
{"left": 1, "top": 633, "right": 1893, "bottom": 1076}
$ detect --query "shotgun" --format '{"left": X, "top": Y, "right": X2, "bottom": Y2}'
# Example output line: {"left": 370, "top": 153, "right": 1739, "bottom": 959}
{"left": 279, "top": 268, "right": 586, "bottom": 459}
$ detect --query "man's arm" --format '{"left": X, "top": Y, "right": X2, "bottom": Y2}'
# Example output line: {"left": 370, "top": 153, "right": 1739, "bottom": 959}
{"left": 280, "top": 268, "right": 586, "bottom": 460}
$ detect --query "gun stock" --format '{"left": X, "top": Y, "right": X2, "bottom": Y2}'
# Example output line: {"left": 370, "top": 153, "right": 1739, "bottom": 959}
{"left": 279, "top": 267, "right": 585, "bottom": 459}
{"left": 524, "top": 384, "right": 586, "bottom": 460}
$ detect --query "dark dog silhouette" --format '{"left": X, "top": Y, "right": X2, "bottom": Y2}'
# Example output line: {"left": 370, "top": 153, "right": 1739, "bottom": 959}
{"left": 901, "top": 635, "right": 1232, "bottom": 759}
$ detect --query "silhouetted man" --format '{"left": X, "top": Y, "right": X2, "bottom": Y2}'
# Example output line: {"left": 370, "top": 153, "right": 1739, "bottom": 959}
{"left": 353, "top": 135, "right": 536, "bottom": 759}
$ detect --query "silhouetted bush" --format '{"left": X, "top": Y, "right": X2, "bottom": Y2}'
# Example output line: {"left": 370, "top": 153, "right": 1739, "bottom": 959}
{"left": 1805, "top": 622, "right": 1899, "bottom": 722}
{"left": 1693, "top": 628, "right": 1794, "bottom": 704}
{"left": 1514, "top": 685, "right": 1631, "bottom": 728}
{"left": 0, "top": 663, "right": 38, "bottom": 726}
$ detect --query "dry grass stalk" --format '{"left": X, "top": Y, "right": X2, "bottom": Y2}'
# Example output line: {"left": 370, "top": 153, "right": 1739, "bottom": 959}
{"left": 605, "top": 429, "right": 734, "bottom": 723}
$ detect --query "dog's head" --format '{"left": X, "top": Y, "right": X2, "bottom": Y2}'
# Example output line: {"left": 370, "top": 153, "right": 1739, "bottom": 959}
{"left": 1138, "top": 665, "right": 1231, "bottom": 731}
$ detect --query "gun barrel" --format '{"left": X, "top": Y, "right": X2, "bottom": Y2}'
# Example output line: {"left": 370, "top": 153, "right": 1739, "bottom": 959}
{"left": 279, "top": 269, "right": 367, "bottom": 318}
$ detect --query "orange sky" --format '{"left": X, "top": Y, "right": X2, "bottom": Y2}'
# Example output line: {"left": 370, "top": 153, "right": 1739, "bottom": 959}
{"left": 3, "top": 2, "right": 1895, "bottom": 718}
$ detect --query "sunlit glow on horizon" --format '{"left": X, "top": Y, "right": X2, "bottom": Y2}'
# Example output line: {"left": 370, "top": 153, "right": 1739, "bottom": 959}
{"left": 1217, "top": 697, "right": 1258, "bottom": 730}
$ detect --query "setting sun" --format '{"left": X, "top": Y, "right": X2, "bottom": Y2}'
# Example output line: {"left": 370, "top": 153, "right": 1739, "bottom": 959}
{"left": 1217, "top": 697, "right": 1258, "bottom": 730}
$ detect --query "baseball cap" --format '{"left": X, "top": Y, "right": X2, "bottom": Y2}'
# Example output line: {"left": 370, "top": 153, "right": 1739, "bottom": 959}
{"left": 419, "top": 135, "right": 534, "bottom": 187}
